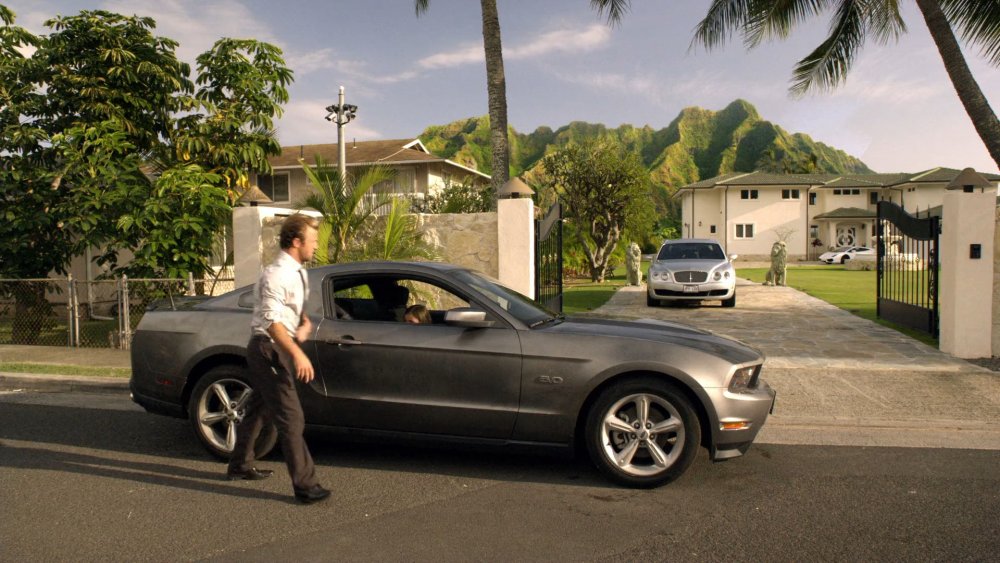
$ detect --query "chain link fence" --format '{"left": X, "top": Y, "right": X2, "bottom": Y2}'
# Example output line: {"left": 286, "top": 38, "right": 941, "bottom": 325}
{"left": 0, "top": 272, "right": 235, "bottom": 349}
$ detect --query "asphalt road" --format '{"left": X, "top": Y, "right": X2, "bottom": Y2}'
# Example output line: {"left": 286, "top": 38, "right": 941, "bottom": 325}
{"left": 1, "top": 390, "right": 998, "bottom": 562}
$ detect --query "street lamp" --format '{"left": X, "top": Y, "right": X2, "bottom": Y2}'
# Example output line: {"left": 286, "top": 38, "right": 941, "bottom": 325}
{"left": 325, "top": 85, "right": 358, "bottom": 180}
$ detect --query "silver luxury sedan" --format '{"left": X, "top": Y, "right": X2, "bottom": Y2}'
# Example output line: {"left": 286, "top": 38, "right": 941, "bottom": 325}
{"left": 130, "top": 261, "right": 774, "bottom": 488}
{"left": 647, "top": 239, "right": 738, "bottom": 308}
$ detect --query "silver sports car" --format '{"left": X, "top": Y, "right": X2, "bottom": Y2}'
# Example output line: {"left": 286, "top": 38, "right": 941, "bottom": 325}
{"left": 130, "top": 261, "right": 774, "bottom": 488}
{"left": 647, "top": 239, "right": 738, "bottom": 307}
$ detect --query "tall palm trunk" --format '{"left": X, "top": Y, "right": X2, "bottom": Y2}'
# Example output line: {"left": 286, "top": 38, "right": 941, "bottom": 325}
{"left": 915, "top": 0, "right": 1000, "bottom": 169}
{"left": 480, "top": 0, "right": 510, "bottom": 194}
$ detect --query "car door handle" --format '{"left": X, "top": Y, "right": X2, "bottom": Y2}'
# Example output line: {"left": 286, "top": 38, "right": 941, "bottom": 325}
{"left": 325, "top": 336, "right": 363, "bottom": 346}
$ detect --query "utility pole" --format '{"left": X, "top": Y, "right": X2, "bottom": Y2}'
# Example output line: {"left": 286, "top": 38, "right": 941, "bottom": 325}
{"left": 324, "top": 86, "right": 358, "bottom": 180}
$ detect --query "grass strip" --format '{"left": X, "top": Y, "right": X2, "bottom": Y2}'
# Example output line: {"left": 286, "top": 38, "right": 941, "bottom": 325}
{"left": 0, "top": 362, "right": 131, "bottom": 378}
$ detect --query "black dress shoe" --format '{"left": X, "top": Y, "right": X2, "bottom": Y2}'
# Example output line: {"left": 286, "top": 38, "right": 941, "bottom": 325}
{"left": 294, "top": 485, "right": 331, "bottom": 504}
{"left": 226, "top": 467, "right": 274, "bottom": 481}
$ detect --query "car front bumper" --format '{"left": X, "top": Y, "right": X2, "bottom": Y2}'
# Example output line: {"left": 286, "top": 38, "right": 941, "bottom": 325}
{"left": 647, "top": 278, "right": 736, "bottom": 301}
{"left": 705, "top": 380, "right": 776, "bottom": 460}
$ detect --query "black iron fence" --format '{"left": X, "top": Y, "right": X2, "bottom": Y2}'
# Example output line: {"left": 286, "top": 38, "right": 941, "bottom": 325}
{"left": 535, "top": 202, "right": 564, "bottom": 312}
{"left": 0, "top": 273, "right": 234, "bottom": 349}
{"left": 876, "top": 201, "right": 940, "bottom": 336}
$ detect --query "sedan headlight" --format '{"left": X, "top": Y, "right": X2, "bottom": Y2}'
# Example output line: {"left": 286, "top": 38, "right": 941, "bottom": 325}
{"left": 728, "top": 366, "right": 760, "bottom": 393}
{"left": 652, "top": 270, "right": 671, "bottom": 282}
{"left": 713, "top": 271, "right": 722, "bottom": 281}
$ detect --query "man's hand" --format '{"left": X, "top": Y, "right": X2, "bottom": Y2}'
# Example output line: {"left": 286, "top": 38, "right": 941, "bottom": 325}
{"left": 296, "top": 315, "right": 313, "bottom": 343}
{"left": 292, "top": 351, "right": 314, "bottom": 383}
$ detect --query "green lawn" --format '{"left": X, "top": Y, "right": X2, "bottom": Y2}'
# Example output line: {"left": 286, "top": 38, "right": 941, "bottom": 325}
{"left": 563, "top": 263, "right": 632, "bottom": 314}
{"left": 738, "top": 265, "right": 937, "bottom": 346}
{"left": 0, "top": 362, "right": 131, "bottom": 378}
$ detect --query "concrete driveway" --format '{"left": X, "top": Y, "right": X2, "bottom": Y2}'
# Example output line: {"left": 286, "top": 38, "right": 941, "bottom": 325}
{"left": 588, "top": 280, "right": 1000, "bottom": 450}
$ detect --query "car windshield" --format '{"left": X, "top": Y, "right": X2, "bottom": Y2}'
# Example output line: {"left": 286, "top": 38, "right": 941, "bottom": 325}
{"left": 657, "top": 242, "right": 726, "bottom": 261}
{"left": 832, "top": 246, "right": 853, "bottom": 252}
{"left": 452, "top": 270, "right": 559, "bottom": 328}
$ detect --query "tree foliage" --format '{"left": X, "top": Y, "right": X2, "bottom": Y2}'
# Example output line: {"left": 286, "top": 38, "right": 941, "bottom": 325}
{"left": 542, "top": 138, "right": 654, "bottom": 282}
{"left": 0, "top": 5, "right": 293, "bottom": 282}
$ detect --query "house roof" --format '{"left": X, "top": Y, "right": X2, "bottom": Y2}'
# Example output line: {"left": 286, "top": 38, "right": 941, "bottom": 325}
{"left": 682, "top": 168, "right": 1000, "bottom": 190}
{"left": 268, "top": 139, "right": 490, "bottom": 179}
{"left": 812, "top": 207, "right": 877, "bottom": 220}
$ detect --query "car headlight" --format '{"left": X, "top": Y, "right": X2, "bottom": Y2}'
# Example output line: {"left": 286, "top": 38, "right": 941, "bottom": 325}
{"left": 652, "top": 270, "right": 671, "bottom": 281}
{"left": 713, "top": 271, "right": 721, "bottom": 281}
{"left": 728, "top": 366, "right": 760, "bottom": 393}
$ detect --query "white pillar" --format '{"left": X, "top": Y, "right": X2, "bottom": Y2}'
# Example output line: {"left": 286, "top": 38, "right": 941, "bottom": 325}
{"left": 233, "top": 206, "right": 267, "bottom": 289}
{"left": 497, "top": 198, "right": 535, "bottom": 298}
{"left": 939, "top": 186, "right": 996, "bottom": 358}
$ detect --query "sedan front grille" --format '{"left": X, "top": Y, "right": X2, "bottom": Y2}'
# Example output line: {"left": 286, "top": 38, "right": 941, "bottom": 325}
{"left": 674, "top": 271, "right": 708, "bottom": 283}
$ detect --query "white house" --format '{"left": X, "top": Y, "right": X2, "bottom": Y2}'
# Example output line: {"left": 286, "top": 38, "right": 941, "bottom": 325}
{"left": 677, "top": 167, "right": 1000, "bottom": 260}
{"left": 248, "top": 138, "right": 490, "bottom": 209}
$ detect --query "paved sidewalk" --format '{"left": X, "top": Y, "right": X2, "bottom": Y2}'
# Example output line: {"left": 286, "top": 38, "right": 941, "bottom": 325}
{"left": 587, "top": 281, "right": 1000, "bottom": 449}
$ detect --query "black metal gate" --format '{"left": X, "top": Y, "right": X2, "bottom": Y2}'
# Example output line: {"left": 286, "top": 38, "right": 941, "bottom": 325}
{"left": 535, "top": 202, "right": 563, "bottom": 312}
{"left": 876, "top": 201, "right": 940, "bottom": 336}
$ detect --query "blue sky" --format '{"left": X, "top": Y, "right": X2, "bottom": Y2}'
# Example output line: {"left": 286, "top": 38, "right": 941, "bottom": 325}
{"left": 7, "top": 0, "right": 999, "bottom": 174}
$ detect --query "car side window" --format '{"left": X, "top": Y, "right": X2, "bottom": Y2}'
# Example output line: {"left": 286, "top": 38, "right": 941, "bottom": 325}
{"left": 328, "top": 275, "right": 471, "bottom": 324}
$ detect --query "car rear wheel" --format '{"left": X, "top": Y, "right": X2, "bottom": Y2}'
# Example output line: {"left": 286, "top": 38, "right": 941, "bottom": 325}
{"left": 188, "top": 365, "right": 277, "bottom": 461}
{"left": 721, "top": 293, "right": 736, "bottom": 308}
{"left": 584, "top": 378, "right": 701, "bottom": 488}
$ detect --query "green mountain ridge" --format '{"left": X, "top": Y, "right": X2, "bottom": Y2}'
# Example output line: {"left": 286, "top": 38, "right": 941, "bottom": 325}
{"left": 419, "top": 99, "right": 874, "bottom": 191}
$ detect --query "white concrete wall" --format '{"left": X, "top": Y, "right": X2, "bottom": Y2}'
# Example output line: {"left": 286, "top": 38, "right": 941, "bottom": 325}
{"left": 232, "top": 206, "right": 322, "bottom": 289}
{"left": 940, "top": 188, "right": 995, "bottom": 358}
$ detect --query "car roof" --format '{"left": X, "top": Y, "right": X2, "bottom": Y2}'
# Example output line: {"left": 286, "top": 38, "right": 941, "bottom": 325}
{"left": 660, "top": 238, "right": 721, "bottom": 246}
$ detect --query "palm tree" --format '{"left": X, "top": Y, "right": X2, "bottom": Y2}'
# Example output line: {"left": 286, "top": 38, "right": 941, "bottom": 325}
{"left": 687, "top": 0, "right": 1000, "bottom": 170}
{"left": 415, "top": 0, "right": 508, "bottom": 196}
{"left": 296, "top": 156, "right": 395, "bottom": 264}
{"left": 359, "top": 198, "right": 439, "bottom": 262}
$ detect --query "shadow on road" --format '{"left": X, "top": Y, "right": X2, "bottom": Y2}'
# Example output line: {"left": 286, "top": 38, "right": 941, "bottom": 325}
{"left": 0, "top": 399, "right": 623, "bottom": 489}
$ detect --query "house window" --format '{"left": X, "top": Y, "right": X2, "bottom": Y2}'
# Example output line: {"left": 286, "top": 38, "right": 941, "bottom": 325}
{"left": 735, "top": 224, "right": 755, "bottom": 239}
{"left": 257, "top": 173, "right": 290, "bottom": 203}
{"left": 850, "top": 188, "right": 860, "bottom": 195}
{"left": 710, "top": 225, "right": 717, "bottom": 234}
{"left": 740, "top": 189, "right": 758, "bottom": 200}
{"left": 833, "top": 189, "right": 841, "bottom": 195}
{"left": 782, "top": 189, "right": 800, "bottom": 200}
{"left": 809, "top": 192, "right": 817, "bottom": 205}
{"left": 870, "top": 191, "right": 879, "bottom": 204}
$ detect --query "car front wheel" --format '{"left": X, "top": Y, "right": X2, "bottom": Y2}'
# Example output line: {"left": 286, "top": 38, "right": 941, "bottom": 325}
{"left": 584, "top": 378, "right": 701, "bottom": 488}
{"left": 188, "top": 365, "right": 278, "bottom": 460}
{"left": 721, "top": 292, "right": 736, "bottom": 308}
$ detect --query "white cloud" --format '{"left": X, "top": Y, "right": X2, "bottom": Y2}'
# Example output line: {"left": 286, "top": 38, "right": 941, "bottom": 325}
{"left": 417, "top": 23, "right": 612, "bottom": 71}
{"left": 506, "top": 24, "right": 611, "bottom": 60}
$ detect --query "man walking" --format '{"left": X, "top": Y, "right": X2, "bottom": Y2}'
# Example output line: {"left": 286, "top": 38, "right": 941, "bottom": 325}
{"left": 227, "top": 213, "right": 330, "bottom": 504}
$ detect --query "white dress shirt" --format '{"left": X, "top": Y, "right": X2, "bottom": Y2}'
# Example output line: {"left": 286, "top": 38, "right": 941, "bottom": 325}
{"left": 251, "top": 251, "right": 309, "bottom": 339}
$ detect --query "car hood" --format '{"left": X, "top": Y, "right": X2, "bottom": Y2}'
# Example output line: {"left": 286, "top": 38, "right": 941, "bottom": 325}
{"left": 548, "top": 316, "right": 763, "bottom": 365}
{"left": 651, "top": 259, "right": 730, "bottom": 271}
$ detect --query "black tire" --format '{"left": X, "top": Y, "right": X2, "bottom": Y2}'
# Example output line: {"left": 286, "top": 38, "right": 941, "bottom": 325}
{"left": 840, "top": 255, "right": 849, "bottom": 264}
{"left": 721, "top": 293, "right": 736, "bottom": 308}
{"left": 187, "top": 365, "right": 278, "bottom": 461}
{"left": 646, "top": 292, "right": 658, "bottom": 307}
{"left": 584, "top": 378, "right": 701, "bottom": 488}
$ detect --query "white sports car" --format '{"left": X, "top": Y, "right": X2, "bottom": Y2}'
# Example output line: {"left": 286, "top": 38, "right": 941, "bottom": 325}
{"left": 818, "top": 246, "right": 874, "bottom": 264}
{"left": 647, "top": 239, "right": 737, "bottom": 307}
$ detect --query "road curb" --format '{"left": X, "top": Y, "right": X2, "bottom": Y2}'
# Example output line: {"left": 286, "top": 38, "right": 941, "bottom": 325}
{"left": 0, "top": 372, "right": 129, "bottom": 394}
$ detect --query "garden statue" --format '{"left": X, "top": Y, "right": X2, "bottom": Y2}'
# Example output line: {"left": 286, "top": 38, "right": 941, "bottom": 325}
{"left": 626, "top": 242, "right": 643, "bottom": 286}
{"left": 764, "top": 241, "right": 787, "bottom": 287}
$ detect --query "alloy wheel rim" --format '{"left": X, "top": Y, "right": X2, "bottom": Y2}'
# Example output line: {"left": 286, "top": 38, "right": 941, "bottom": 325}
{"left": 196, "top": 378, "right": 252, "bottom": 454}
{"left": 600, "top": 392, "right": 684, "bottom": 477}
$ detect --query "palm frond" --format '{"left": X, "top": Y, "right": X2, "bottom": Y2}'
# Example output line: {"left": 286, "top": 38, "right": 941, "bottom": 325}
{"left": 590, "top": 0, "right": 631, "bottom": 27}
{"left": 866, "top": 0, "right": 906, "bottom": 45}
{"left": 693, "top": 0, "right": 758, "bottom": 50}
{"left": 745, "top": 0, "right": 830, "bottom": 48}
{"left": 789, "top": 0, "right": 867, "bottom": 96}
{"left": 941, "top": 0, "right": 1000, "bottom": 66}
{"left": 414, "top": 0, "right": 430, "bottom": 17}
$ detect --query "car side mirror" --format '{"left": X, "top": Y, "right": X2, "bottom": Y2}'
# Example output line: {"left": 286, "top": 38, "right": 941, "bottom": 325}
{"left": 444, "top": 307, "right": 495, "bottom": 328}
{"left": 729, "top": 254, "right": 739, "bottom": 262}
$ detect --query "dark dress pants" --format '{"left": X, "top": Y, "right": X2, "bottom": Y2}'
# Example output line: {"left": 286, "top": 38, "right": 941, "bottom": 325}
{"left": 229, "top": 335, "right": 319, "bottom": 491}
